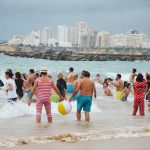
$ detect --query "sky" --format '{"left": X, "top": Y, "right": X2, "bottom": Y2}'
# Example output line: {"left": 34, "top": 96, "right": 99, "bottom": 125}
{"left": 0, "top": 0, "right": 150, "bottom": 40}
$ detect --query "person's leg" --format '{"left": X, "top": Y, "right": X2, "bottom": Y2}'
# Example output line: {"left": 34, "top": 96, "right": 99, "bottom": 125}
{"left": 44, "top": 101, "right": 52, "bottom": 123}
{"left": 76, "top": 111, "right": 81, "bottom": 121}
{"left": 132, "top": 97, "right": 139, "bottom": 116}
{"left": 36, "top": 101, "right": 43, "bottom": 123}
{"left": 139, "top": 97, "right": 145, "bottom": 116}
{"left": 85, "top": 112, "right": 90, "bottom": 122}
{"left": 83, "top": 97, "right": 92, "bottom": 122}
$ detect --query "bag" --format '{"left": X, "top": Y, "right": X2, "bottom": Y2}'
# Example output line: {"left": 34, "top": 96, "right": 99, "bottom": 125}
{"left": 0, "top": 79, "right": 4, "bottom": 87}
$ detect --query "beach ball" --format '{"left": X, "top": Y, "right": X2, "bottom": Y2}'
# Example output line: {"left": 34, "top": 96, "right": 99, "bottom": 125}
{"left": 50, "top": 93, "right": 59, "bottom": 103}
{"left": 58, "top": 101, "right": 72, "bottom": 115}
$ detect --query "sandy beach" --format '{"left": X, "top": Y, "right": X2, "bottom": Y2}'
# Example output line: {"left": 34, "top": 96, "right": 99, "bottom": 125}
{"left": 0, "top": 137, "right": 150, "bottom": 150}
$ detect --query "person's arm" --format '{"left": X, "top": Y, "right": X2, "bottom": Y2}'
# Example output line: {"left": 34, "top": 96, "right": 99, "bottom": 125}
{"left": 51, "top": 81, "right": 62, "bottom": 101}
{"left": 93, "top": 82, "right": 96, "bottom": 99}
{"left": 7, "top": 83, "right": 13, "bottom": 91}
{"left": 28, "top": 79, "right": 38, "bottom": 106}
{"left": 27, "top": 77, "right": 30, "bottom": 89}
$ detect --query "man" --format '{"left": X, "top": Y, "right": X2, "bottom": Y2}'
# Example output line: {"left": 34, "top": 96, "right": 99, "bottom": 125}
{"left": 129, "top": 69, "right": 137, "bottom": 83}
{"left": 27, "top": 69, "right": 37, "bottom": 98}
{"left": 109, "top": 74, "right": 124, "bottom": 100}
{"left": 66, "top": 67, "right": 75, "bottom": 93}
{"left": 69, "top": 70, "right": 96, "bottom": 122}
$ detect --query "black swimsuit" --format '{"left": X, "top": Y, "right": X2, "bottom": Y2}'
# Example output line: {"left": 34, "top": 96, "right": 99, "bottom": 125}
{"left": 15, "top": 79, "right": 24, "bottom": 98}
{"left": 57, "top": 79, "right": 67, "bottom": 97}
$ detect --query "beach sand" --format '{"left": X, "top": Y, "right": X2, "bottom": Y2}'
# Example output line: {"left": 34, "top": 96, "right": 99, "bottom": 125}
{"left": 1, "top": 137, "right": 150, "bottom": 150}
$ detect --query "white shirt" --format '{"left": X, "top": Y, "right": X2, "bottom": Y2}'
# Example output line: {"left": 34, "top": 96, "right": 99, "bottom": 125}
{"left": 6, "top": 79, "right": 17, "bottom": 99}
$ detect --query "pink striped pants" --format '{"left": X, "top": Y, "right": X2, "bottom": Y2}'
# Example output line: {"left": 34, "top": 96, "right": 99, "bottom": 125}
{"left": 36, "top": 100, "right": 52, "bottom": 120}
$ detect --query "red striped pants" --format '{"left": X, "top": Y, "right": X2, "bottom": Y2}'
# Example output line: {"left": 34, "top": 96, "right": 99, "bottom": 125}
{"left": 36, "top": 100, "right": 52, "bottom": 120}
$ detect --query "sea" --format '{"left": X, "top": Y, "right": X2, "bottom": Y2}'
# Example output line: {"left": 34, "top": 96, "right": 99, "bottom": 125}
{"left": 0, "top": 53, "right": 150, "bottom": 148}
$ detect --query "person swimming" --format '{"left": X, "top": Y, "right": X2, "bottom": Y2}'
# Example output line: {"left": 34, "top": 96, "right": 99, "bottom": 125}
{"left": 103, "top": 82, "right": 113, "bottom": 96}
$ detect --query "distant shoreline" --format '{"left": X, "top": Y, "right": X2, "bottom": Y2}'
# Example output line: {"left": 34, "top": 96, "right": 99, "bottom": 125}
{"left": 0, "top": 44, "right": 150, "bottom": 61}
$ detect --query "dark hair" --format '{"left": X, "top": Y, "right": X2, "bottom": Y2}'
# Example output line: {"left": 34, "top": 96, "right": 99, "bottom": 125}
{"left": 5, "top": 71, "right": 13, "bottom": 78}
{"left": 136, "top": 73, "right": 144, "bottom": 82}
{"left": 117, "top": 74, "right": 121, "bottom": 79}
{"left": 82, "top": 70, "right": 90, "bottom": 77}
{"left": 104, "top": 78, "right": 108, "bottom": 83}
{"left": 146, "top": 75, "right": 150, "bottom": 81}
{"left": 124, "top": 81, "right": 128, "bottom": 88}
{"left": 96, "top": 74, "right": 100, "bottom": 77}
{"left": 22, "top": 73, "right": 27, "bottom": 80}
{"left": 29, "top": 69, "right": 35, "bottom": 73}
{"left": 103, "top": 82, "right": 108, "bottom": 87}
{"left": 36, "top": 73, "right": 39, "bottom": 77}
{"left": 7, "top": 69, "right": 13, "bottom": 74}
{"left": 133, "top": 69, "right": 137, "bottom": 73}
{"left": 69, "top": 67, "right": 74, "bottom": 72}
{"left": 40, "top": 72, "right": 47, "bottom": 76}
{"left": 15, "top": 72, "right": 21, "bottom": 79}
{"left": 126, "top": 83, "right": 131, "bottom": 88}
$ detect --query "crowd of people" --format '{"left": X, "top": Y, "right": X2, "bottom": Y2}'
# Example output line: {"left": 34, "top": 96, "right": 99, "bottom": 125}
{"left": 0, "top": 67, "right": 150, "bottom": 123}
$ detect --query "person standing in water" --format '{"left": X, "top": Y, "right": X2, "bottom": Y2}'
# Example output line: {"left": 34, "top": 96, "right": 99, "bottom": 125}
{"left": 129, "top": 69, "right": 137, "bottom": 84}
{"left": 66, "top": 67, "right": 75, "bottom": 93}
{"left": 28, "top": 67, "right": 62, "bottom": 123}
{"left": 5, "top": 71, "right": 17, "bottom": 103}
{"left": 133, "top": 73, "right": 146, "bottom": 116}
{"left": 69, "top": 70, "right": 96, "bottom": 122}
{"left": 122, "top": 83, "right": 132, "bottom": 102}
{"left": 56, "top": 72, "right": 67, "bottom": 100}
{"left": 27, "top": 69, "right": 37, "bottom": 98}
{"left": 108, "top": 74, "right": 124, "bottom": 100}
{"left": 15, "top": 72, "right": 24, "bottom": 100}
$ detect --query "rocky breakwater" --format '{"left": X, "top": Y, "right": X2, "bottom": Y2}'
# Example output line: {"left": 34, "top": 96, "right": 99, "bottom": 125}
{"left": 0, "top": 44, "right": 150, "bottom": 61}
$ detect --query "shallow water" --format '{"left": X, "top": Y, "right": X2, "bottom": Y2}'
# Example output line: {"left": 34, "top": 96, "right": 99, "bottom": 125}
{"left": 0, "top": 53, "right": 150, "bottom": 147}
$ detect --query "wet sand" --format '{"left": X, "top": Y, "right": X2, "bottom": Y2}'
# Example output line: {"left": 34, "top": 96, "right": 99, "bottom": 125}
{"left": 1, "top": 137, "right": 150, "bottom": 150}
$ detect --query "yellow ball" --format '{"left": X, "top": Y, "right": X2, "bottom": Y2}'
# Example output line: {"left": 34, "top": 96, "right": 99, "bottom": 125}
{"left": 58, "top": 101, "right": 72, "bottom": 115}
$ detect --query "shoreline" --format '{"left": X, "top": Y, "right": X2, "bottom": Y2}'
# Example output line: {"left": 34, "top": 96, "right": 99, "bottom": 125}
{"left": 1, "top": 137, "right": 150, "bottom": 150}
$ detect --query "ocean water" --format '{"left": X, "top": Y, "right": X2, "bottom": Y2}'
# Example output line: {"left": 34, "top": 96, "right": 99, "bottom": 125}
{"left": 0, "top": 53, "right": 150, "bottom": 148}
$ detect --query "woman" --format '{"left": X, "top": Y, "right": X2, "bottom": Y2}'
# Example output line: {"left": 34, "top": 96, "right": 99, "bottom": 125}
{"left": 5, "top": 71, "right": 17, "bottom": 103}
{"left": 15, "top": 72, "right": 24, "bottom": 100}
{"left": 28, "top": 67, "right": 62, "bottom": 123}
{"left": 133, "top": 73, "right": 146, "bottom": 116}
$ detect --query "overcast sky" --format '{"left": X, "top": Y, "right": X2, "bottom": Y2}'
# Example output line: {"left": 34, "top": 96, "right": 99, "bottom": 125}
{"left": 0, "top": 0, "right": 150, "bottom": 40}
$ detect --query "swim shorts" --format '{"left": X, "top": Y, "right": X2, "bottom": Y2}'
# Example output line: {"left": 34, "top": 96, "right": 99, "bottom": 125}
{"left": 116, "top": 91, "right": 123, "bottom": 100}
{"left": 77, "top": 96, "right": 92, "bottom": 112}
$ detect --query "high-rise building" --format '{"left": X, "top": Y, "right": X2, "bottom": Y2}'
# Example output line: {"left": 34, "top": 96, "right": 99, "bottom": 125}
{"left": 41, "top": 27, "right": 54, "bottom": 45}
{"left": 127, "top": 33, "right": 147, "bottom": 48}
{"left": 111, "top": 34, "right": 127, "bottom": 47}
{"left": 96, "top": 32, "right": 111, "bottom": 48}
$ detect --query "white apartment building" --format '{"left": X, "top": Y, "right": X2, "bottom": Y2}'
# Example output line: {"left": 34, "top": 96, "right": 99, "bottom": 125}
{"left": 111, "top": 34, "right": 128, "bottom": 47}
{"left": 41, "top": 27, "right": 54, "bottom": 45}
{"left": 96, "top": 31, "right": 111, "bottom": 48}
{"left": 23, "top": 31, "right": 40, "bottom": 46}
{"left": 127, "top": 33, "right": 147, "bottom": 48}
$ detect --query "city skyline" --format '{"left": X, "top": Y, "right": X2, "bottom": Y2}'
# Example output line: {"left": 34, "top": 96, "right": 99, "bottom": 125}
{"left": 0, "top": 0, "right": 150, "bottom": 40}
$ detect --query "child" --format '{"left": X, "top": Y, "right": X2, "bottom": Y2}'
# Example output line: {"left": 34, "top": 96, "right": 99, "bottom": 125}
{"left": 56, "top": 72, "right": 67, "bottom": 99}
{"left": 103, "top": 82, "right": 113, "bottom": 96}
{"left": 122, "top": 83, "right": 131, "bottom": 102}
